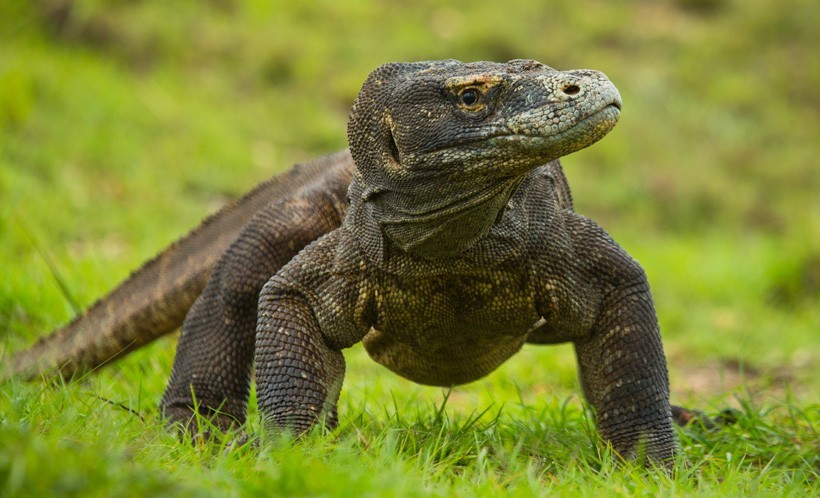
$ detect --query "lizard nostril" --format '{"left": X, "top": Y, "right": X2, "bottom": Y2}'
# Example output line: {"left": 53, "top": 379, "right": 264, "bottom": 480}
{"left": 562, "top": 84, "right": 581, "bottom": 96}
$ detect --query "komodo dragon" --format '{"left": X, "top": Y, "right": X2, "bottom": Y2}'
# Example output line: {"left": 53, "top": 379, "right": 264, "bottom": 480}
{"left": 7, "top": 59, "right": 700, "bottom": 465}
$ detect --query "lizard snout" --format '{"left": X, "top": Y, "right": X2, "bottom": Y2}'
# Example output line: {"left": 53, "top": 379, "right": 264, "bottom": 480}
{"left": 554, "top": 69, "right": 623, "bottom": 110}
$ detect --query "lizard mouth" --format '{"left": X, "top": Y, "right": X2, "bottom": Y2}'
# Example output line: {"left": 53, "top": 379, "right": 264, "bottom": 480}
{"left": 555, "top": 100, "right": 620, "bottom": 136}
{"left": 416, "top": 97, "right": 622, "bottom": 162}
{"left": 490, "top": 100, "right": 621, "bottom": 148}
{"left": 561, "top": 100, "right": 621, "bottom": 133}
{"left": 529, "top": 100, "right": 620, "bottom": 136}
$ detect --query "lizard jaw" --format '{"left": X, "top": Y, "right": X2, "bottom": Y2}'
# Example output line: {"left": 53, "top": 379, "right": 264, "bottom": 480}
{"left": 417, "top": 96, "right": 622, "bottom": 165}
{"left": 495, "top": 101, "right": 621, "bottom": 146}
{"left": 471, "top": 101, "right": 621, "bottom": 170}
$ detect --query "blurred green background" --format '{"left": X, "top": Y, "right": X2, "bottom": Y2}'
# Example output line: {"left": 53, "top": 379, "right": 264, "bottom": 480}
{"left": 1, "top": 0, "right": 818, "bottom": 410}
{"left": 0, "top": 1, "right": 818, "bottom": 495}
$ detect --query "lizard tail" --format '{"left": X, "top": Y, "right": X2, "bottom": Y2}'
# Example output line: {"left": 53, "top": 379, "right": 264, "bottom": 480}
{"left": 3, "top": 150, "right": 354, "bottom": 382}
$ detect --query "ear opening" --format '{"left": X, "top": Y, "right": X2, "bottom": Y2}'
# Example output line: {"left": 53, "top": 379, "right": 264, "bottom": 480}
{"left": 386, "top": 126, "right": 400, "bottom": 164}
{"left": 381, "top": 113, "right": 401, "bottom": 169}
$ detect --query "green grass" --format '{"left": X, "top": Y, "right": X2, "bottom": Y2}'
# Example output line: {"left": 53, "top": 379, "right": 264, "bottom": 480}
{"left": 1, "top": 0, "right": 818, "bottom": 496}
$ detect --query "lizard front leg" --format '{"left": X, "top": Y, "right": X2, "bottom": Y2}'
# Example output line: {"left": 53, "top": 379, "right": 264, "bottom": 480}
{"left": 574, "top": 274, "right": 676, "bottom": 466}
{"left": 255, "top": 295, "right": 346, "bottom": 433}
{"left": 252, "top": 229, "right": 370, "bottom": 435}
{"left": 160, "top": 190, "right": 347, "bottom": 432}
{"left": 533, "top": 212, "right": 677, "bottom": 466}
{"left": 564, "top": 216, "right": 676, "bottom": 465}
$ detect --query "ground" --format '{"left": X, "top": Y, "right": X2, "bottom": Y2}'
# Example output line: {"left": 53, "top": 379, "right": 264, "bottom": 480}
{"left": 0, "top": 0, "right": 817, "bottom": 496}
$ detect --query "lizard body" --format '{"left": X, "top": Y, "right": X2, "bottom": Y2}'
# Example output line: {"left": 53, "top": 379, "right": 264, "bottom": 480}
{"left": 8, "top": 59, "right": 679, "bottom": 465}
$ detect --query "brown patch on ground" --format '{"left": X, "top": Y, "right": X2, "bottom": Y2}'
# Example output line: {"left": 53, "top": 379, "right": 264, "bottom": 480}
{"left": 668, "top": 355, "right": 812, "bottom": 406}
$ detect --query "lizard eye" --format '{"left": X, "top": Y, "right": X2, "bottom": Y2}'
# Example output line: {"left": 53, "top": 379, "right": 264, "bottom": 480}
{"left": 458, "top": 88, "right": 480, "bottom": 107}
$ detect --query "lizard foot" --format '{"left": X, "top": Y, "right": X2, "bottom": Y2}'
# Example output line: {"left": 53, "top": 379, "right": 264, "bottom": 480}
{"left": 161, "top": 403, "right": 244, "bottom": 441}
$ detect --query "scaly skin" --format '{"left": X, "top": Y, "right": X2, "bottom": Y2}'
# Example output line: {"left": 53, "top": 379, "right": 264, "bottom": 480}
{"left": 162, "top": 59, "right": 676, "bottom": 464}
{"left": 160, "top": 156, "right": 353, "bottom": 426}
{"left": 8, "top": 59, "right": 703, "bottom": 467}
{"left": 4, "top": 151, "right": 355, "bottom": 381}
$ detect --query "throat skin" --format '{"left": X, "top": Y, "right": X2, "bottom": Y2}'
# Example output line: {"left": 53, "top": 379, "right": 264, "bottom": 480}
{"left": 346, "top": 173, "right": 525, "bottom": 261}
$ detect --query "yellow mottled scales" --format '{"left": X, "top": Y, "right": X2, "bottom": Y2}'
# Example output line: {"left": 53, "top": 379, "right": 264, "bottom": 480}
{"left": 365, "top": 263, "right": 539, "bottom": 386}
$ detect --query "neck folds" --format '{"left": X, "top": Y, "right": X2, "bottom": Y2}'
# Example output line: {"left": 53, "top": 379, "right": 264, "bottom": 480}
{"left": 347, "top": 174, "right": 524, "bottom": 260}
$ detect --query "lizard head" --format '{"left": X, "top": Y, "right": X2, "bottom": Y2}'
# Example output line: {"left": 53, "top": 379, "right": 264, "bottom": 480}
{"left": 347, "top": 59, "right": 622, "bottom": 259}
{"left": 349, "top": 59, "right": 621, "bottom": 189}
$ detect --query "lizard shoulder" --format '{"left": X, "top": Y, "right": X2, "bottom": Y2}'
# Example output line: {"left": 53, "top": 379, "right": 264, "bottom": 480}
{"left": 262, "top": 228, "right": 375, "bottom": 350}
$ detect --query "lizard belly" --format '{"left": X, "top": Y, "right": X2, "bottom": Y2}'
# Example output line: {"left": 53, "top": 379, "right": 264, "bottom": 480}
{"left": 362, "top": 270, "right": 540, "bottom": 386}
